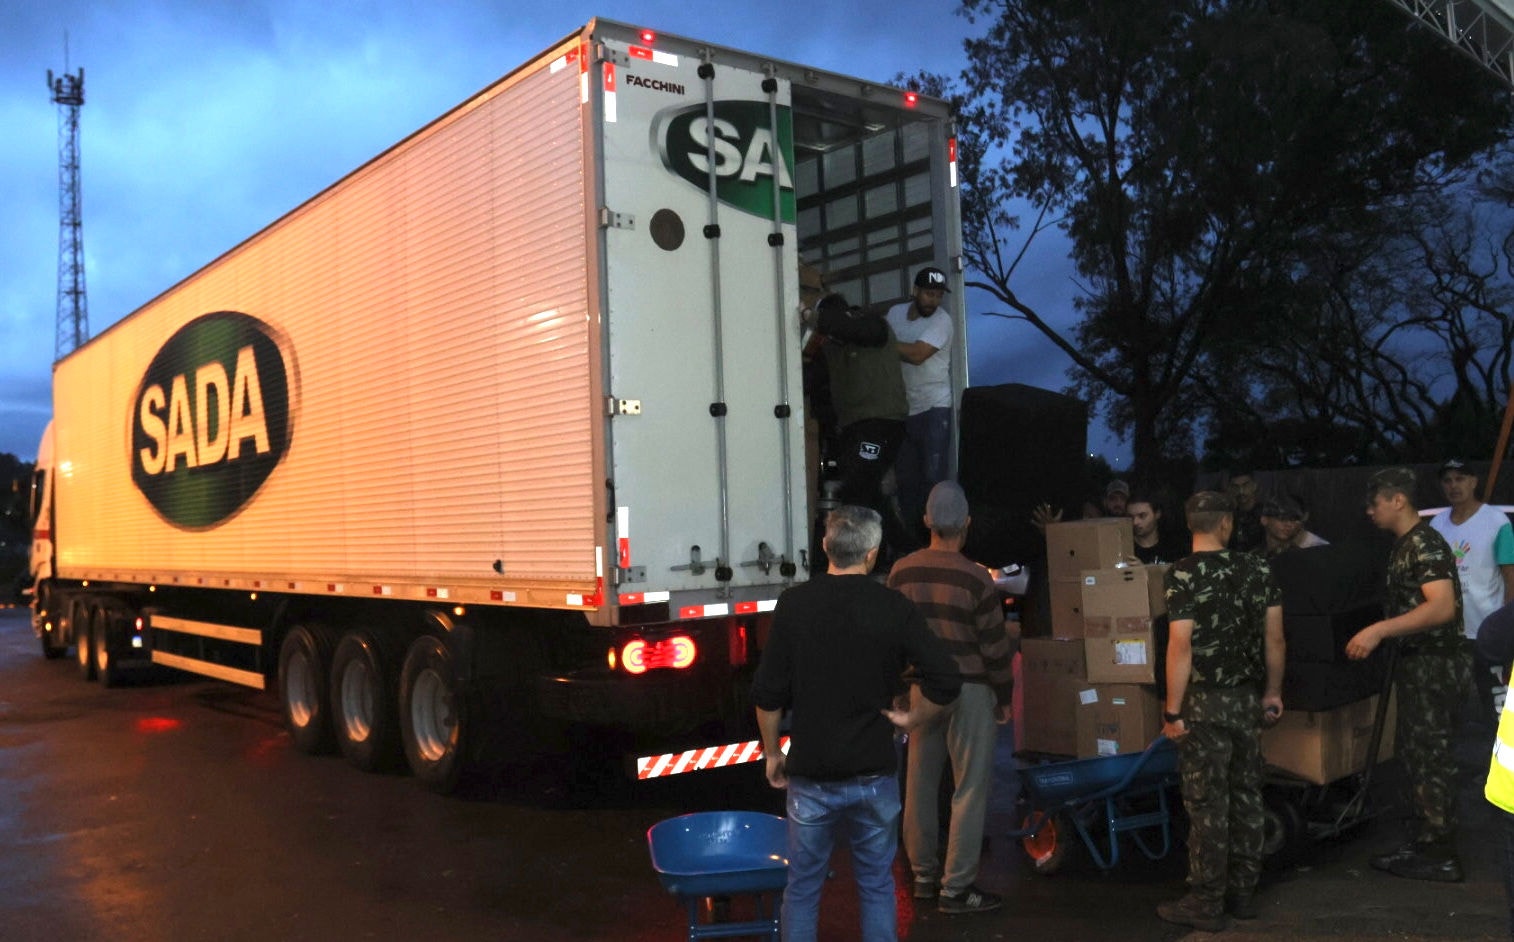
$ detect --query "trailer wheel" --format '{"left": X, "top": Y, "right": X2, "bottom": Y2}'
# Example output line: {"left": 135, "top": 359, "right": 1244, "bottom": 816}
{"left": 399, "top": 634, "right": 468, "bottom": 793}
{"left": 279, "top": 625, "right": 337, "bottom": 755}
{"left": 1021, "top": 811, "right": 1074, "bottom": 875}
{"left": 75, "top": 598, "right": 97, "bottom": 682}
{"left": 331, "top": 630, "right": 402, "bottom": 772}
{"left": 38, "top": 585, "right": 66, "bottom": 660}
{"left": 94, "top": 604, "right": 125, "bottom": 689}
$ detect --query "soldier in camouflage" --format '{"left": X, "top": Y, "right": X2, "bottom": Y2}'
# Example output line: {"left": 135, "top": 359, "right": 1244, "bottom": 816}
{"left": 1347, "top": 466, "right": 1473, "bottom": 883}
{"left": 1157, "top": 491, "right": 1286, "bottom": 932}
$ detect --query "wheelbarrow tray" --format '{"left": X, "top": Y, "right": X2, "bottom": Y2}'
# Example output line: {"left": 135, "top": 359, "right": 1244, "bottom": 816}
{"left": 648, "top": 811, "right": 789, "bottom": 898}
{"left": 1021, "top": 737, "right": 1178, "bottom": 807}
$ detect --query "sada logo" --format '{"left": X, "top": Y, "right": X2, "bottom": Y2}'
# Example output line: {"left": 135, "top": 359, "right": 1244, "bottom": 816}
{"left": 131, "top": 311, "right": 294, "bottom": 529}
{"left": 655, "top": 101, "right": 795, "bottom": 223}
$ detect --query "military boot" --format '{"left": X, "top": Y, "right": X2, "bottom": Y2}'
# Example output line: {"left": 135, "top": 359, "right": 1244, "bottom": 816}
{"left": 1156, "top": 894, "right": 1228, "bottom": 932}
{"left": 1386, "top": 842, "right": 1465, "bottom": 883}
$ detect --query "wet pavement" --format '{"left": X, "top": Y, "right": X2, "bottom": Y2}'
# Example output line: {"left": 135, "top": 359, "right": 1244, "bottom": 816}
{"left": 0, "top": 605, "right": 1505, "bottom": 940}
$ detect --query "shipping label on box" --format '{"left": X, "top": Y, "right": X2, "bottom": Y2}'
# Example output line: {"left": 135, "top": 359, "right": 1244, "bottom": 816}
{"left": 1046, "top": 518, "right": 1135, "bottom": 581}
{"left": 1261, "top": 693, "right": 1397, "bottom": 785}
{"left": 1019, "top": 638, "right": 1088, "bottom": 756}
{"left": 1083, "top": 615, "right": 1157, "bottom": 683}
{"left": 1076, "top": 683, "right": 1162, "bottom": 758}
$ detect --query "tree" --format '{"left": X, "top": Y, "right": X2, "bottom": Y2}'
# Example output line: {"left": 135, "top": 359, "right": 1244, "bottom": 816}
{"left": 940, "top": 0, "right": 1511, "bottom": 476}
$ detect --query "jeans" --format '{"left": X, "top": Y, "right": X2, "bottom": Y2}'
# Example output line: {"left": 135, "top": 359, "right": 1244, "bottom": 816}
{"left": 782, "top": 773, "right": 901, "bottom": 942}
{"left": 896, "top": 407, "right": 951, "bottom": 537}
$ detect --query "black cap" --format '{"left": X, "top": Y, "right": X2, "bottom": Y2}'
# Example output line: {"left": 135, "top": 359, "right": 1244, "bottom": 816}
{"left": 1260, "top": 494, "right": 1305, "bottom": 520}
{"left": 1440, "top": 457, "right": 1471, "bottom": 477}
{"left": 914, "top": 267, "right": 950, "bottom": 292}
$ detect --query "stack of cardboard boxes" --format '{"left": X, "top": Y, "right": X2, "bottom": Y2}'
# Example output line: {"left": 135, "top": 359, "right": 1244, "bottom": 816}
{"left": 1016, "top": 526, "right": 1394, "bottom": 784}
{"left": 1019, "top": 519, "right": 1168, "bottom": 759}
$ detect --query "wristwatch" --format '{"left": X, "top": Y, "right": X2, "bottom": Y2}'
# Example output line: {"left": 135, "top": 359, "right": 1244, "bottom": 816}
{"left": 1162, "top": 710, "right": 1183, "bottom": 724}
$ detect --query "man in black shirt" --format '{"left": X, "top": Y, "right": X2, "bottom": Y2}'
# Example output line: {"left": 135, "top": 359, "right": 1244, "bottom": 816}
{"left": 1129, "top": 494, "right": 1189, "bottom": 565}
{"left": 753, "top": 504, "right": 961, "bottom": 942}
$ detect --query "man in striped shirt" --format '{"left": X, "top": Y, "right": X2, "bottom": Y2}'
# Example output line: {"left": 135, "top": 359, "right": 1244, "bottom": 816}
{"left": 888, "top": 480, "right": 1016, "bottom": 914}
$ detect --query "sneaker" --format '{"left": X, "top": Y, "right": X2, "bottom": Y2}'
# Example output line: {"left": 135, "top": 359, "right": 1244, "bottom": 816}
{"left": 1156, "top": 893, "right": 1228, "bottom": 932}
{"left": 938, "top": 885, "right": 1003, "bottom": 915}
{"left": 1226, "top": 891, "right": 1258, "bottom": 920}
{"left": 1369, "top": 841, "right": 1420, "bottom": 872}
{"left": 912, "top": 879, "right": 938, "bottom": 901}
{"left": 1386, "top": 848, "right": 1465, "bottom": 883}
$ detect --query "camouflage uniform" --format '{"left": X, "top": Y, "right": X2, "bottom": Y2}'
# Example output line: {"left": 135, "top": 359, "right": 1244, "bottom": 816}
{"left": 1165, "top": 550, "right": 1281, "bottom": 904}
{"left": 1386, "top": 521, "right": 1474, "bottom": 844}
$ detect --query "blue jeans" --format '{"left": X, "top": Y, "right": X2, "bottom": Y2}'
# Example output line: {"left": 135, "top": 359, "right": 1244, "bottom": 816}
{"left": 782, "top": 773, "right": 901, "bottom": 942}
{"left": 896, "top": 407, "right": 952, "bottom": 536}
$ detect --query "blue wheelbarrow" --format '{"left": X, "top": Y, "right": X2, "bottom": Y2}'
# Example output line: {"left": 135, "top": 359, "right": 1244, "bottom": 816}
{"left": 647, "top": 811, "right": 789, "bottom": 941}
{"left": 1008, "top": 736, "right": 1180, "bottom": 874}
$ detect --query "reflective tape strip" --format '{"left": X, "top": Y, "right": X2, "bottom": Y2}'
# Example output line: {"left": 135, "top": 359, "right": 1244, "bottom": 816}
{"left": 628, "top": 45, "right": 678, "bottom": 67}
{"left": 636, "top": 736, "right": 789, "bottom": 779}
{"left": 617, "top": 506, "right": 631, "bottom": 568}
{"left": 424, "top": 587, "right": 450, "bottom": 599}
{"left": 948, "top": 138, "right": 959, "bottom": 188}
{"left": 372, "top": 585, "right": 392, "bottom": 596}
{"left": 619, "top": 590, "right": 671, "bottom": 606}
{"left": 1495, "top": 738, "right": 1514, "bottom": 775}
{"left": 604, "top": 62, "right": 617, "bottom": 123}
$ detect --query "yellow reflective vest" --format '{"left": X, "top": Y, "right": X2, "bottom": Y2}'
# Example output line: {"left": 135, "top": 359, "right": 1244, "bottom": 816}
{"left": 1487, "top": 700, "right": 1514, "bottom": 815}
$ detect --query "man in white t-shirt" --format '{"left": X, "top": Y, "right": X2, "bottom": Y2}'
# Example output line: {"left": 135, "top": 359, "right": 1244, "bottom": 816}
{"left": 1429, "top": 457, "right": 1514, "bottom": 725}
{"left": 887, "top": 266, "right": 954, "bottom": 543}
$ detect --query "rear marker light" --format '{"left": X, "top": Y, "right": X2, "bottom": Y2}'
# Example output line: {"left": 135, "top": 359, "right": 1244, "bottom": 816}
{"left": 619, "top": 635, "right": 697, "bottom": 674}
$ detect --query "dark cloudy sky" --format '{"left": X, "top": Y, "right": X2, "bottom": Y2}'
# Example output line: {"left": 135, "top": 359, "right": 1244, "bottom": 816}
{"left": 2, "top": 0, "right": 1120, "bottom": 465}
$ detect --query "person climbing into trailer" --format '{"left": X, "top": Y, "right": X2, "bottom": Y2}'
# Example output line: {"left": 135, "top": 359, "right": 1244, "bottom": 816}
{"left": 1158, "top": 490, "right": 1285, "bottom": 932}
{"left": 1347, "top": 467, "right": 1473, "bottom": 883}
{"left": 810, "top": 291, "right": 911, "bottom": 567}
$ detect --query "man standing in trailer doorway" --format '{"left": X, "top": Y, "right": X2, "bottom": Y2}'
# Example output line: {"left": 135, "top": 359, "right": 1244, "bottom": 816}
{"left": 888, "top": 266, "right": 955, "bottom": 544}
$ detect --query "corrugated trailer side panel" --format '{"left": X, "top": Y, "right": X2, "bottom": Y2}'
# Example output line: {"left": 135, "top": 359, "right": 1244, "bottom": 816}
{"left": 53, "top": 39, "right": 601, "bottom": 602}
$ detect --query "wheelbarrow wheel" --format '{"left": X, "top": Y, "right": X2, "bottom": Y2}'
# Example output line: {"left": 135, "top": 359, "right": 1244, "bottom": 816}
{"left": 1021, "top": 811, "right": 1075, "bottom": 875}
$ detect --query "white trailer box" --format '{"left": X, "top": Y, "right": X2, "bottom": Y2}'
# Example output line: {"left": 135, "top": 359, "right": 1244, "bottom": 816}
{"left": 31, "top": 19, "right": 964, "bottom": 788}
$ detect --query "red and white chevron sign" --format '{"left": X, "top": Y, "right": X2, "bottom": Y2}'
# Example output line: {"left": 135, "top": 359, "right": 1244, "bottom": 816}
{"left": 635, "top": 736, "right": 790, "bottom": 779}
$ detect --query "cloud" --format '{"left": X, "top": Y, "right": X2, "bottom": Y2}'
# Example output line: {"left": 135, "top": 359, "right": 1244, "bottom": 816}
{"left": 2, "top": 0, "right": 1125, "bottom": 466}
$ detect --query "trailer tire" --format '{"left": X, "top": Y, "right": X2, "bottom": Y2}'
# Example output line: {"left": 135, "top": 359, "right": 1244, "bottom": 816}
{"left": 38, "top": 585, "right": 66, "bottom": 660}
{"left": 94, "top": 604, "right": 126, "bottom": 689}
{"left": 331, "top": 630, "right": 402, "bottom": 772}
{"left": 74, "top": 598, "right": 97, "bottom": 682}
{"left": 399, "top": 634, "right": 468, "bottom": 793}
{"left": 279, "top": 624, "right": 337, "bottom": 755}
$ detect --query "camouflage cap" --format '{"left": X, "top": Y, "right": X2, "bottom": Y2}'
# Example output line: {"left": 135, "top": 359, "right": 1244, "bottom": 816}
{"left": 1185, "top": 490, "right": 1234, "bottom": 516}
{"left": 1366, "top": 466, "right": 1416, "bottom": 498}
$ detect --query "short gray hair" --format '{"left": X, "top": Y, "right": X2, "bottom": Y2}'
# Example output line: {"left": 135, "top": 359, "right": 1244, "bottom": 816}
{"left": 823, "top": 505, "right": 882, "bottom": 568}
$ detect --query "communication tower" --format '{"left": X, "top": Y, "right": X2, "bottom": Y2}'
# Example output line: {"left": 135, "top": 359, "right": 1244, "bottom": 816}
{"left": 49, "top": 65, "right": 88, "bottom": 359}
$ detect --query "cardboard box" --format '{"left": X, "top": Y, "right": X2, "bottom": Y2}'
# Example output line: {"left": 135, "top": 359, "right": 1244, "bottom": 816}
{"left": 1261, "top": 693, "right": 1397, "bottom": 785}
{"left": 1083, "top": 615, "right": 1157, "bottom": 684}
{"left": 1046, "top": 518, "right": 1134, "bottom": 581}
{"left": 1019, "top": 638, "right": 1088, "bottom": 756}
{"left": 1076, "top": 683, "right": 1162, "bottom": 758}
{"left": 1049, "top": 579, "right": 1086, "bottom": 638}
{"left": 1079, "top": 564, "right": 1167, "bottom": 683}
{"left": 1081, "top": 563, "right": 1168, "bottom": 619}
